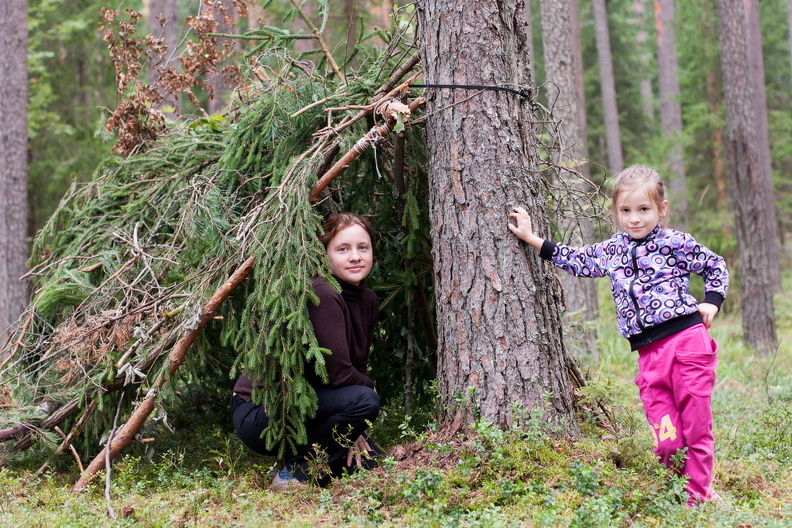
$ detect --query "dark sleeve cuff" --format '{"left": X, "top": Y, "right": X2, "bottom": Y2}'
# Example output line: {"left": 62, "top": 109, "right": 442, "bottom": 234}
{"left": 539, "top": 240, "right": 556, "bottom": 260}
{"left": 703, "top": 291, "right": 725, "bottom": 309}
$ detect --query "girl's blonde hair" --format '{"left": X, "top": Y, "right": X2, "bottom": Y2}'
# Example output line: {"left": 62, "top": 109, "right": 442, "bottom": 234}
{"left": 611, "top": 165, "right": 670, "bottom": 227}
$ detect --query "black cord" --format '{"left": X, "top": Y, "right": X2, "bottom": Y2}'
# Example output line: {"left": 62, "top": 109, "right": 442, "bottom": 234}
{"left": 409, "top": 83, "right": 531, "bottom": 99}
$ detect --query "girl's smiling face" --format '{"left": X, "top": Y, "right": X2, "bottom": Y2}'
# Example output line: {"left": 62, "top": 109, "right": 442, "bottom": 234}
{"left": 617, "top": 187, "right": 668, "bottom": 239}
{"left": 326, "top": 224, "right": 373, "bottom": 285}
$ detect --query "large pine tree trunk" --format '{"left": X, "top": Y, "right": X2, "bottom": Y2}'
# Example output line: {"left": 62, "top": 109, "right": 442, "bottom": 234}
{"left": 744, "top": 0, "right": 781, "bottom": 293}
{"left": 592, "top": 0, "right": 623, "bottom": 173}
{"left": 715, "top": 0, "right": 778, "bottom": 353}
{"left": 539, "top": 0, "right": 599, "bottom": 357}
{"left": 654, "top": 0, "right": 688, "bottom": 225}
{"left": 417, "top": 0, "right": 578, "bottom": 431}
{"left": 0, "top": 0, "right": 29, "bottom": 348}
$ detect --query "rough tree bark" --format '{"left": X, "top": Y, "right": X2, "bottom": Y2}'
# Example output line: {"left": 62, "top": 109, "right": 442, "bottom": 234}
{"left": 417, "top": 0, "right": 578, "bottom": 432}
{"left": 0, "top": 0, "right": 30, "bottom": 349}
{"left": 540, "top": 0, "right": 600, "bottom": 356}
{"left": 592, "top": 0, "right": 624, "bottom": 173}
{"left": 715, "top": 0, "right": 778, "bottom": 354}
{"left": 654, "top": 0, "right": 688, "bottom": 225}
{"left": 743, "top": 0, "right": 780, "bottom": 293}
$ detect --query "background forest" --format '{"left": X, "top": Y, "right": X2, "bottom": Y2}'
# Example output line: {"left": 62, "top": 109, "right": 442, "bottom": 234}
{"left": 1, "top": 0, "right": 791, "bottom": 526}
{"left": 24, "top": 0, "right": 792, "bottom": 248}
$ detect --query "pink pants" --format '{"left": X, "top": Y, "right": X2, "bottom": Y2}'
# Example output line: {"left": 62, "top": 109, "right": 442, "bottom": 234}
{"left": 634, "top": 324, "right": 719, "bottom": 506}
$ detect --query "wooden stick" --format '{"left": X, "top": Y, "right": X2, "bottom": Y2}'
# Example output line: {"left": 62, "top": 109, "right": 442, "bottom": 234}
{"left": 309, "top": 96, "right": 426, "bottom": 203}
{"left": 72, "top": 256, "right": 255, "bottom": 492}
{"left": 290, "top": 93, "right": 349, "bottom": 119}
{"left": 309, "top": 121, "right": 394, "bottom": 203}
{"left": 374, "top": 54, "right": 421, "bottom": 98}
{"left": 3, "top": 327, "right": 179, "bottom": 453}
{"left": 316, "top": 71, "right": 423, "bottom": 140}
{"left": 0, "top": 423, "right": 30, "bottom": 443}
{"left": 37, "top": 426, "right": 85, "bottom": 475}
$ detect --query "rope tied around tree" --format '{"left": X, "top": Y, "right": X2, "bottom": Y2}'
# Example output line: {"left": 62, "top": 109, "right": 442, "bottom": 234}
{"left": 408, "top": 83, "right": 533, "bottom": 100}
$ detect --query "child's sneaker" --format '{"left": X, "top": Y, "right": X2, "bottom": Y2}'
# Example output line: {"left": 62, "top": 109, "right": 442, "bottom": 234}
{"left": 271, "top": 467, "right": 305, "bottom": 490}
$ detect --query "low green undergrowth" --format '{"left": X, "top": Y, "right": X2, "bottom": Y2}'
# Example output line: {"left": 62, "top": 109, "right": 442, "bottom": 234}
{"left": 2, "top": 275, "right": 791, "bottom": 527}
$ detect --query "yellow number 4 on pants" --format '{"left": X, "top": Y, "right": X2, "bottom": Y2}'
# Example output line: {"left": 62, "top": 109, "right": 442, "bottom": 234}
{"left": 651, "top": 414, "right": 678, "bottom": 446}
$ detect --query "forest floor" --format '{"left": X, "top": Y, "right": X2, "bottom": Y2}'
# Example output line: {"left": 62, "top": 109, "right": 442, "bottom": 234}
{"left": 1, "top": 269, "right": 791, "bottom": 527}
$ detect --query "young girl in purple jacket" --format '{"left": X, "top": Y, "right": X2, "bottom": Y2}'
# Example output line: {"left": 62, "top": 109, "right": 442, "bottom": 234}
{"left": 509, "top": 165, "right": 729, "bottom": 506}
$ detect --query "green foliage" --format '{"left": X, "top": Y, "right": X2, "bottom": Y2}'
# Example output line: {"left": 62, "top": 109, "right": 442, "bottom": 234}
{"left": 3, "top": 4, "right": 430, "bottom": 468}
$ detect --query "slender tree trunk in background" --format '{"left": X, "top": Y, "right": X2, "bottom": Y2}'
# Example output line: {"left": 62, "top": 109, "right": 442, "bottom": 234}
{"left": 715, "top": 0, "right": 778, "bottom": 354}
{"left": 0, "top": 0, "right": 30, "bottom": 349}
{"left": 653, "top": 0, "right": 688, "bottom": 226}
{"left": 633, "top": 0, "right": 654, "bottom": 120}
{"left": 568, "top": 0, "right": 586, "bottom": 140}
{"left": 701, "top": 5, "right": 729, "bottom": 213}
{"left": 526, "top": 0, "right": 535, "bottom": 80}
{"left": 706, "top": 70, "right": 729, "bottom": 212}
{"left": 540, "top": 0, "right": 599, "bottom": 356}
{"left": 417, "top": 0, "right": 578, "bottom": 432}
{"left": 248, "top": 1, "right": 265, "bottom": 30}
{"left": 344, "top": 0, "right": 358, "bottom": 68}
{"left": 367, "top": 0, "right": 392, "bottom": 27}
{"left": 592, "top": 0, "right": 623, "bottom": 174}
{"left": 744, "top": 0, "right": 781, "bottom": 293}
{"left": 144, "top": 0, "right": 180, "bottom": 110}
{"left": 208, "top": 0, "right": 238, "bottom": 115}
{"left": 788, "top": 0, "right": 792, "bottom": 85}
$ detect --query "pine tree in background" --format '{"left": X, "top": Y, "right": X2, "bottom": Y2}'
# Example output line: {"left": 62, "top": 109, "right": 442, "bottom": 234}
{"left": 715, "top": 0, "right": 778, "bottom": 353}
{"left": 0, "top": 0, "right": 29, "bottom": 348}
{"left": 744, "top": 0, "right": 781, "bottom": 293}
{"left": 592, "top": 0, "right": 623, "bottom": 174}
{"left": 653, "top": 0, "right": 688, "bottom": 226}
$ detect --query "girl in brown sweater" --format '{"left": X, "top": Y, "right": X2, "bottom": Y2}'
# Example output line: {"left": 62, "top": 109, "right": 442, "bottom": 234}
{"left": 231, "top": 213, "right": 381, "bottom": 489}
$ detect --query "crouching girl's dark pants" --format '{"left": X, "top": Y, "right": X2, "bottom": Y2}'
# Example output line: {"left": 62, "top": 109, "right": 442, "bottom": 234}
{"left": 231, "top": 384, "right": 380, "bottom": 485}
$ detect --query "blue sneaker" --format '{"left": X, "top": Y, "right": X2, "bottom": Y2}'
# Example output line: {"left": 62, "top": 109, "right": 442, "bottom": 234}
{"left": 271, "top": 467, "right": 305, "bottom": 490}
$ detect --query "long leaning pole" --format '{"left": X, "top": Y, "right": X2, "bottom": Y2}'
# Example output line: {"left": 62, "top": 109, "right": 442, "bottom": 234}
{"left": 72, "top": 256, "right": 255, "bottom": 492}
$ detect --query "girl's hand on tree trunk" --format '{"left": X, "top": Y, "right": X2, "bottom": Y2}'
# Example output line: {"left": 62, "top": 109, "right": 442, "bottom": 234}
{"left": 508, "top": 207, "right": 544, "bottom": 250}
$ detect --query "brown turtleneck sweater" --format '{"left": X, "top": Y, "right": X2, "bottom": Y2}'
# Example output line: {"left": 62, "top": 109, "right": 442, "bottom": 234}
{"left": 233, "top": 275, "right": 378, "bottom": 400}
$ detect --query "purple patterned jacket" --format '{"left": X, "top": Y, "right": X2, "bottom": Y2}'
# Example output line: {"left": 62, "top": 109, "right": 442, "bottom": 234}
{"left": 539, "top": 225, "right": 729, "bottom": 350}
